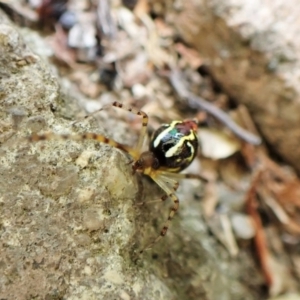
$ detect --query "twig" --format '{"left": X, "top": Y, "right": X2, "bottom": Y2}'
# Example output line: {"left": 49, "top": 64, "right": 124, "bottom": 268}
{"left": 246, "top": 169, "right": 273, "bottom": 287}
{"left": 169, "top": 69, "right": 262, "bottom": 145}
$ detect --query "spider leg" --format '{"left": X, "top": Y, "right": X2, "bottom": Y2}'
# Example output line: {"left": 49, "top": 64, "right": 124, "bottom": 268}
{"left": 28, "top": 132, "right": 139, "bottom": 158}
{"left": 137, "top": 170, "right": 207, "bottom": 207}
{"left": 159, "top": 171, "right": 209, "bottom": 183}
{"left": 135, "top": 194, "right": 169, "bottom": 206}
{"left": 139, "top": 175, "right": 180, "bottom": 254}
{"left": 70, "top": 101, "right": 148, "bottom": 154}
{"left": 111, "top": 102, "right": 148, "bottom": 153}
{"left": 136, "top": 178, "right": 179, "bottom": 206}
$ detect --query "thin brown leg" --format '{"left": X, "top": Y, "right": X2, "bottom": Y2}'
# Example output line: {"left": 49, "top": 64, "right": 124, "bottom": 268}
{"left": 139, "top": 177, "right": 180, "bottom": 254}
{"left": 159, "top": 171, "right": 209, "bottom": 183}
{"left": 139, "top": 192, "right": 179, "bottom": 254}
{"left": 111, "top": 101, "right": 148, "bottom": 153}
{"left": 41, "top": 101, "right": 149, "bottom": 159}
{"left": 136, "top": 180, "right": 179, "bottom": 206}
{"left": 27, "top": 132, "right": 139, "bottom": 157}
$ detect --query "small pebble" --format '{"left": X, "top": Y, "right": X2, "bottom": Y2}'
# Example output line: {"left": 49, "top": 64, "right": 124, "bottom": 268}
{"left": 231, "top": 213, "right": 255, "bottom": 239}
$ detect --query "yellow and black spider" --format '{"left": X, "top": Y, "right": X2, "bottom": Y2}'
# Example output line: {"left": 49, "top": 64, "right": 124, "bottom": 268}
{"left": 29, "top": 101, "right": 207, "bottom": 253}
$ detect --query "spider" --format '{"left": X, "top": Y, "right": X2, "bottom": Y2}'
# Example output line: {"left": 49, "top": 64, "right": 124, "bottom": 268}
{"left": 28, "top": 101, "right": 208, "bottom": 254}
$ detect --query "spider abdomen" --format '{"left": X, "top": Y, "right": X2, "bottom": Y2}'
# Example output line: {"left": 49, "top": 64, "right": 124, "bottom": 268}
{"left": 149, "top": 120, "right": 198, "bottom": 172}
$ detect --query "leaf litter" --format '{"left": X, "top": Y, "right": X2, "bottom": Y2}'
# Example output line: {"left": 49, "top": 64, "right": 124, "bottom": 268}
{"left": 2, "top": 0, "right": 300, "bottom": 297}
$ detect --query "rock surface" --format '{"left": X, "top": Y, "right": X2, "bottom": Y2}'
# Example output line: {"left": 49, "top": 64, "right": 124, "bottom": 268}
{"left": 163, "top": 0, "right": 300, "bottom": 172}
{"left": 0, "top": 11, "right": 261, "bottom": 300}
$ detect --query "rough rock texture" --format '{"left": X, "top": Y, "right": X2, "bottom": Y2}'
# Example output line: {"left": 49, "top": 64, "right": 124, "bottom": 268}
{"left": 0, "top": 11, "right": 262, "bottom": 300}
{"left": 162, "top": 0, "right": 300, "bottom": 172}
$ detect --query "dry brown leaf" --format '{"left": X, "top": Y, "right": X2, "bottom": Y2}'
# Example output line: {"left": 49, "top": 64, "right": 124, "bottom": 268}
{"left": 275, "top": 180, "right": 300, "bottom": 209}
{"left": 202, "top": 181, "right": 218, "bottom": 218}
{"left": 206, "top": 212, "right": 239, "bottom": 257}
{"left": 133, "top": 0, "right": 149, "bottom": 17}
{"left": 246, "top": 171, "right": 273, "bottom": 288}
{"left": 154, "top": 18, "right": 174, "bottom": 38}
{"left": 48, "top": 25, "right": 77, "bottom": 68}
{"left": 199, "top": 128, "right": 241, "bottom": 159}
{"left": 175, "top": 42, "right": 203, "bottom": 70}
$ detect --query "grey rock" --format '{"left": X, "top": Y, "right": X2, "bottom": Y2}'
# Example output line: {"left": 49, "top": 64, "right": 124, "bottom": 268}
{"left": 0, "top": 11, "right": 261, "bottom": 300}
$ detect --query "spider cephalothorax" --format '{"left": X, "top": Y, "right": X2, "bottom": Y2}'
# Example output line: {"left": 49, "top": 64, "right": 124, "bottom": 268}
{"left": 132, "top": 151, "right": 160, "bottom": 174}
{"left": 28, "top": 101, "right": 207, "bottom": 253}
